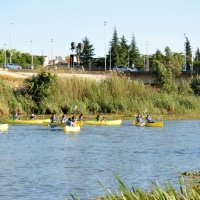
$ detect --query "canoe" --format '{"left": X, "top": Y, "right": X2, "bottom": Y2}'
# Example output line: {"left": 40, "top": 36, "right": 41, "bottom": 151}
{"left": 0, "top": 124, "right": 8, "bottom": 131}
{"left": 2, "top": 119, "right": 50, "bottom": 125}
{"left": 42, "top": 121, "right": 83, "bottom": 127}
{"left": 133, "top": 121, "right": 163, "bottom": 127}
{"left": 83, "top": 119, "right": 122, "bottom": 126}
{"left": 63, "top": 125, "right": 81, "bottom": 133}
{"left": 133, "top": 121, "right": 146, "bottom": 126}
{"left": 145, "top": 121, "right": 163, "bottom": 127}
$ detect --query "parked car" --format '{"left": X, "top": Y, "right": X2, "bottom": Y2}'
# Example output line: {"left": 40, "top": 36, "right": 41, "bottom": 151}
{"left": 113, "top": 66, "right": 132, "bottom": 72}
{"left": 5, "top": 63, "right": 22, "bottom": 69}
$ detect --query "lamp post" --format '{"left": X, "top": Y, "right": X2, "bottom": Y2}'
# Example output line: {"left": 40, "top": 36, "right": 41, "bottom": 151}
{"left": 10, "top": 23, "right": 12, "bottom": 63}
{"left": 184, "top": 33, "right": 187, "bottom": 70}
{"left": 109, "top": 46, "right": 111, "bottom": 70}
{"left": 128, "top": 49, "right": 131, "bottom": 68}
{"left": 4, "top": 44, "right": 6, "bottom": 69}
{"left": 51, "top": 39, "right": 53, "bottom": 67}
{"left": 104, "top": 21, "right": 106, "bottom": 71}
{"left": 145, "top": 41, "right": 149, "bottom": 71}
{"left": 31, "top": 41, "right": 34, "bottom": 69}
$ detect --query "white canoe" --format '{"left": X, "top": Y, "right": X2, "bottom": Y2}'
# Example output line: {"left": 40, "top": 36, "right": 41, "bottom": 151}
{"left": 63, "top": 125, "right": 81, "bottom": 133}
{"left": 0, "top": 124, "right": 8, "bottom": 131}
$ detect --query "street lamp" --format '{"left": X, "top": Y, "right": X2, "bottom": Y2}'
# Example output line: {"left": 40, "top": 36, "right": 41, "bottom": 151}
{"left": 31, "top": 41, "right": 34, "bottom": 69}
{"left": 104, "top": 21, "right": 106, "bottom": 71}
{"left": 128, "top": 48, "right": 131, "bottom": 68}
{"left": 10, "top": 23, "right": 12, "bottom": 63}
{"left": 145, "top": 41, "right": 149, "bottom": 71}
{"left": 109, "top": 46, "right": 111, "bottom": 70}
{"left": 4, "top": 44, "right": 6, "bottom": 69}
{"left": 183, "top": 33, "right": 187, "bottom": 70}
{"left": 51, "top": 39, "right": 53, "bottom": 67}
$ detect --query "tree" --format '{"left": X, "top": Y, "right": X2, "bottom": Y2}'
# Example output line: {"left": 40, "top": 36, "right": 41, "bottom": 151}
{"left": 110, "top": 27, "right": 120, "bottom": 67}
{"left": 119, "top": 35, "right": 129, "bottom": 66}
{"left": 152, "top": 60, "right": 177, "bottom": 93}
{"left": 80, "top": 37, "right": 95, "bottom": 66}
{"left": 184, "top": 35, "right": 192, "bottom": 71}
{"left": 190, "top": 75, "right": 200, "bottom": 95}
{"left": 129, "top": 34, "right": 143, "bottom": 69}
{"left": 24, "top": 71, "right": 58, "bottom": 113}
{"left": 193, "top": 48, "right": 200, "bottom": 71}
{"left": 164, "top": 47, "right": 182, "bottom": 77}
{"left": 195, "top": 47, "right": 200, "bottom": 61}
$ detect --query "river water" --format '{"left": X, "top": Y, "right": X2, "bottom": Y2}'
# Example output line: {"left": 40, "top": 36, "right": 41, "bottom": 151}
{"left": 0, "top": 120, "right": 199, "bottom": 200}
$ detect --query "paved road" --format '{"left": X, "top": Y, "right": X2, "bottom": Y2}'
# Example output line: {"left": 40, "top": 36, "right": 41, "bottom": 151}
{"left": 0, "top": 69, "right": 108, "bottom": 81}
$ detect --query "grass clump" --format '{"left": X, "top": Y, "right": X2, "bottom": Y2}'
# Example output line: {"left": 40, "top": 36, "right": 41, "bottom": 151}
{"left": 68, "top": 175, "right": 200, "bottom": 200}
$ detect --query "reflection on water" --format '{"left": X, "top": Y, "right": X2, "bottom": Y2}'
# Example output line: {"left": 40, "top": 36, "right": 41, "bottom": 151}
{"left": 0, "top": 120, "right": 199, "bottom": 199}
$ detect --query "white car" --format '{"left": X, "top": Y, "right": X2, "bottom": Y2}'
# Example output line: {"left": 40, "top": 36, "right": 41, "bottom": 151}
{"left": 113, "top": 66, "right": 132, "bottom": 72}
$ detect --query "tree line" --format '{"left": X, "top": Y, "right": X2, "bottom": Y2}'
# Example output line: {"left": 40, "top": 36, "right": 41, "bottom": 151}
{"left": 78, "top": 29, "right": 200, "bottom": 76}
{"left": 1, "top": 28, "right": 200, "bottom": 74}
{"left": 0, "top": 49, "right": 44, "bottom": 68}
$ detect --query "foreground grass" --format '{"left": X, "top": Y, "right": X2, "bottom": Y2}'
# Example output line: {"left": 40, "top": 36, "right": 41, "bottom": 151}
{"left": 68, "top": 174, "right": 200, "bottom": 200}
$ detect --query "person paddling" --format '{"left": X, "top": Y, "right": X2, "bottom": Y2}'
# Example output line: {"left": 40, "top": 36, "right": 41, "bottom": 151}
{"left": 146, "top": 115, "right": 154, "bottom": 123}
{"left": 96, "top": 114, "right": 102, "bottom": 122}
{"left": 136, "top": 114, "right": 143, "bottom": 123}
{"left": 50, "top": 113, "right": 57, "bottom": 123}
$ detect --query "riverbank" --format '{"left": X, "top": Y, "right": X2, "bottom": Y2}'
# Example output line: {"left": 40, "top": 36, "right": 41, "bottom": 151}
{"left": 1, "top": 113, "right": 200, "bottom": 122}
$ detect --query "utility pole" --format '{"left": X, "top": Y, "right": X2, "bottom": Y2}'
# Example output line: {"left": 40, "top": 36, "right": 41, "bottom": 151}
{"left": 104, "top": 21, "right": 106, "bottom": 71}
{"left": 31, "top": 41, "right": 34, "bottom": 69}
{"left": 10, "top": 23, "right": 12, "bottom": 63}
{"left": 145, "top": 41, "right": 149, "bottom": 71}
{"left": 4, "top": 44, "right": 6, "bottom": 69}
{"left": 51, "top": 39, "right": 53, "bottom": 67}
{"left": 109, "top": 46, "right": 111, "bottom": 70}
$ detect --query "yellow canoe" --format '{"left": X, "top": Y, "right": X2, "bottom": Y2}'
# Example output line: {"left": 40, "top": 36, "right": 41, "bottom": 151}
{"left": 42, "top": 121, "right": 83, "bottom": 127}
{"left": 133, "top": 121, "right": 146, "bottom": 126}
{"left": 83, "top": 120, "right": 122, "bottom": 126}
{"left": 63, "top": 125, "right": 81, "bottom": 133}
{"left": 2, "top": 119, "right": 50, "bottom": 125}
{"left": 133, "top": 121, "right": 163, "bottom": 127}
{"left": 145, "top": 121, "right": 163, "bottom": 127}
{"left": 0, "top": 124, "right": 8, "bottom": 131}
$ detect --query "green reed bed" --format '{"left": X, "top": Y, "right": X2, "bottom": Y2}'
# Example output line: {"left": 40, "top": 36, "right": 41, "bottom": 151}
{"left": 68, "top": 175, "right": 200, "bottom": 200}
{"left": 1, "top": 71, "right": 200, "bottom": 116}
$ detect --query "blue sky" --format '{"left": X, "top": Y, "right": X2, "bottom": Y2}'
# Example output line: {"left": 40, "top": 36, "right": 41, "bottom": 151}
{"left": 1, "top": 0, "right": 199, "bottom": 58}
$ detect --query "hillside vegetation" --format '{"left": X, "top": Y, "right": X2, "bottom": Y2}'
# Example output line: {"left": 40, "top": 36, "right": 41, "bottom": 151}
{"left": 0, "top": 70, "right": 200, "bottom": 119}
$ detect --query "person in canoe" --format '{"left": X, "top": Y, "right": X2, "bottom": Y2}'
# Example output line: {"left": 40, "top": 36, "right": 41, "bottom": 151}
{"left": 96, "top": 114, "right": 104, "bottom": 122}
{"left": 136, "top": 114, "right": 143, "bottom": 123}
{"left": 72, "top": 115, "right": 77, "bottom": 123}
{"left": 146, "top": 115, "right": 154, "bottom": 123}
{"left": 13, "top": 111, "right": 19, "bottom": 120}
{"left": 78, "top": 113, "right": 84, "bottom": 121}
{"left": 61, "top": 115, "right": 67, "bottom": 123}
{"left": 30, "top": 113, "right": 37, "bottom": 120}
{"left": 67, "top": 117, "right": 75, "bottom": 126}
{"left": 50, "top": 113, "right": 57, "bottom": 123}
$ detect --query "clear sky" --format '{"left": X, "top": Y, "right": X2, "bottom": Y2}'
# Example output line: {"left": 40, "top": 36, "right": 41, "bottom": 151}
{"left": 1, "top": 0, "right": 199, "bottom": 58}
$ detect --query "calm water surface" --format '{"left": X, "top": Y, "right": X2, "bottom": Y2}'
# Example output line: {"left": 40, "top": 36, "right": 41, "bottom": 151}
{"left": 0, "top": 120, "right": 199, "bottom": 200}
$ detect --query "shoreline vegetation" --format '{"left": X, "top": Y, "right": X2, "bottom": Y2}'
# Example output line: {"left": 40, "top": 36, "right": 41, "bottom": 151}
{"left": 0, "top": 69, "right": 200, "bottom": 119}
{"left": 88, "top": 173, "right": 200, "bottom": 200}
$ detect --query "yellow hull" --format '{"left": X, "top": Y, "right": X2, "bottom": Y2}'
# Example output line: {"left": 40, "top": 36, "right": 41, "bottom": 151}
{"left": 133, "top": 121, "right": 146, "bottom": 126}
{"left": 83, "top": 120, "right": 122, "bottom": 126}
{"left": 133, "top": 121, "right": 163, "bottom": 127}
{"left": 3, "top": 119, "right": 50, "bottom": 125}
{"left": 0, "top": 124, "right": 8, "bottom": 131}
{"left": 42, "top": 121, "right": 83, "bottom": 127}
{"left": 63, "top": 125, "right": 81, "bottom": 133}
{"left": 145, "top": 122, "right": 163, "bottom": 127}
